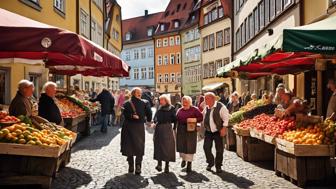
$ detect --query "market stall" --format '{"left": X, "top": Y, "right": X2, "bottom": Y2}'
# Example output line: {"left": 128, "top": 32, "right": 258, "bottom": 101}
{"left": 0, "top": 111, "right": 77, "bottom": 188}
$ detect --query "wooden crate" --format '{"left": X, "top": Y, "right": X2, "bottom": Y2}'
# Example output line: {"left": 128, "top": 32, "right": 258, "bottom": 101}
{"left": 0, "top": 148, "right": 71, "bottom": 189}
{"left": 236, "top": 134, "right": 274, "bottom": 162}
{"left": 233, "top": 125, "right": 250, "bottom": 136}
{"left": 274, "top": 148, "right": 333, "bottom": 187}
{"left": 77, "top": 114, "right": 91, "bottom": 136}
{"left": 250, "top": 128, "right": 264, "bottom": 141}
{"left": 276, "top": 138, "right": 335, "bottom": 157}
{"left": 0, "top": 143, "right": 67, "bottom": 158}
{"left": 225, "top": 126, "right": 236, "bottom": 151}
{"left": 264, "top": 134, "right": 276, "bottom": 145}
{"left": 63, "top": 114, "right": 87, "bottom": 132}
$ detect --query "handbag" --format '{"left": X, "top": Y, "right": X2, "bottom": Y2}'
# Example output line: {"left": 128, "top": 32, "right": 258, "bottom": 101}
{"left": 187, "top": 118, "right": 197, "bottom": 132}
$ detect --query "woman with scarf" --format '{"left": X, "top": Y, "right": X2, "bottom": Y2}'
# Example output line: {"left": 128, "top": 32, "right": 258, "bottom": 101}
{"left": 153, "top": 94, "right": 177, "bottom": 173}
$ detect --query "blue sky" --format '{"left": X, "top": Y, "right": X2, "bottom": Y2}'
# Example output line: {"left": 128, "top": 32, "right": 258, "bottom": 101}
{"left": 117, "top": 0, "right": 170, "bottom": 19}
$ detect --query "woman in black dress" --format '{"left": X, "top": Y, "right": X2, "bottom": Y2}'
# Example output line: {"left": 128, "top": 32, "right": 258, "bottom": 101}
{"left": 153, "top": 94, "right": 177, "bottom": 173}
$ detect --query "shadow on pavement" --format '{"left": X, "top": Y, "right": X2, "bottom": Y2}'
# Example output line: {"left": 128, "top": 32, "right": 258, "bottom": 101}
{"left": 103, "top": 173, "right": 149, "bottom": 189}
{"left": 179, "top": 171, "right": 210, "bottom": 183}
{"left": 151, "top": 172, "right": 184, "bottom": 188}
{"left": 215, "top": 170, "right": 255, "bottom": 188}
{"left": 71, "top": 126, "right": 120, "bottom": 153}
{"left": 52, "top": 167, "right": 92, "bottom": 189}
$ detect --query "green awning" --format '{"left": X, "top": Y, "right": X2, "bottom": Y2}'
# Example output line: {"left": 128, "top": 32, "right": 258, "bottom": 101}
{"left": 283, "top": 16, "right": 336, "bottom": 54}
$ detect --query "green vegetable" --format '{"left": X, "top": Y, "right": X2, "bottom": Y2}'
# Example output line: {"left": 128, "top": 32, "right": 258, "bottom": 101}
{"left": 229, "top": 111, "right": 245, "bottom": 125}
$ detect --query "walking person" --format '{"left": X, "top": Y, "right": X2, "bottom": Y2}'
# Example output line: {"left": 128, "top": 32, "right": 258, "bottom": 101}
{"left": 203, "top": 92, "right": 230, "bottom": 173}
{"left": 176, "top": 96, "right": 203, "bottom": 173}
{"left": 90, "top": 88, "right": 115, "bottom": 133}
{"left": 120, "top": 87, "right": 152, "bottom": 175}
{"left": 153, "top": 94, "right": 177, "bottom": 173}
{"left": 227, "top": 92, "right": 241, "bottom": 114}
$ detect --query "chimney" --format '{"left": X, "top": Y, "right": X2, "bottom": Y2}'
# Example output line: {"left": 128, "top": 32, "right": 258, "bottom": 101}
{"left": 145, "top": 10, "right": 148, "bottom": 16}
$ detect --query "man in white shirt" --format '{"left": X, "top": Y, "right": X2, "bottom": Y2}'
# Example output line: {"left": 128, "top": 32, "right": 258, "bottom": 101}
{"left": 203, "top": 92, "right": 230, "bottom": 173}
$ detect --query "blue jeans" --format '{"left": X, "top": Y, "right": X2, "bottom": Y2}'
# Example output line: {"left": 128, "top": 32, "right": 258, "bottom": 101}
{"left": 101, "top": 114, "right": 108, "bottom": 131}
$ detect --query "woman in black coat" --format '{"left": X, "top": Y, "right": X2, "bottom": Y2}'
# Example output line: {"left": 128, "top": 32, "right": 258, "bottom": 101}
{"left": 153, "top": 94, "right": 177, "bottom": 173}
{"left": 38, "top": 82, "right": 62, "bottom": 125}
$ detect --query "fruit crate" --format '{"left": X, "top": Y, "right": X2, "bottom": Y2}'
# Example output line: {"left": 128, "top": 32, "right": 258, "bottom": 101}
{"left": 63, "top": 113, "right": 87, "bottom": 132}
{"left": 233, "top": 125, "right": 250, "bottom": 136}
{"left": 275, "top": 138, "right": 335, "bottom": 157}
{"left": 236, "top": 134, "right": 274, "bottom": 162}
{"left": 274, "top": 148, "right": 333, "bottom": 187}
{"left": 249, "top": 128, "right": 264, "bottom": 141}
{"left": 0, "top": 144, "right": 72, "bottom": 189}
{"left": 224, "top": 125, "right": 236, "bottom": 151}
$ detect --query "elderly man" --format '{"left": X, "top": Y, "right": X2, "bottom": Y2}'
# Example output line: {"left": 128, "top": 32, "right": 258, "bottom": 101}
{"left": 327, "top": 78, "right": 336, "bottom": 118}
{"left": 203, "top": 92, "right": 230, "bottom": 173}
{"left": 38, "top": 82, "right": 62, "bottom": 124}
{"left": 120, "top": 87, "right": 152, "bottom": 175}
{"left": 9, "top": 80, "right": 34, "bottom": 117}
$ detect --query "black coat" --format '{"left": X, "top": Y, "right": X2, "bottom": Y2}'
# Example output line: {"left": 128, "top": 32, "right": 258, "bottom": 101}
{"left": 91, "top": 89, "right": 115, "bottom": 115}
{"left": 142, "top": 91, "right": 153, "bottom": 107}
{"left": 120, "top": 96, "right": 152, "bottom": 157}
{"left": 38, "top": 93, "right": 62, "bottom": 125}
{"left": 153, "top": 105, "right": 176, "bottom": 162}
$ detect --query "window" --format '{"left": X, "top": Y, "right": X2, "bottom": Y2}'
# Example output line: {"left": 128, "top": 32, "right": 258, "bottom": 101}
{"left": 112, "top": 28, "right": 119, "bottom": 41}
{"left": 171, "top": 73, "right": 176, "bottom": 82}
{"left": 224, "top": 28, "right": 231, "bottom": 45}
{"left": 185, "top": 46, "right": 201, "bottom": 62}
{"left": 94, "top": 0, "right": 103, "bottom": 10}
{"left": 158, "top": 74, "right": 162, "bottom": 83}
{"left": 80, "top": 9, "right": 89, "bottom": 37}
{"left": 174, "top": 21, "right": 180, "bottom": 28}
{"left": 170, "top": 54, "right": 175, "bottom": 64}
{"left": 176, "top": 36, "right": 181, "bottom": 45}
{"left": 203, "top": 36, "right": 208, "bottom": 52}
{"left": 163, "top": 38, "right": 168, "bottom": 47}
{"left": 223, "top": 57, "right": 230, "bottom": 65}
{"left": 216, "top": 30, "right": 223, "bottom": 48}
{"left": 158, "top": 55, "right": 162, "bottom": 65}
{"left": 133, "top": 68, "right": 139, "bottom": 80}
{"left": 204, "top": 13, "right": 209, "bottom": 25}
{"left": 254, "top": 8, "right": 259, "bottom": 34}
{"left": 148, "top": 47, "right": 154, "bottom": 58}
{"left": 147, "top": 28, "right": 153, "bottom": 36}
{"left": 116, "top": 14, "right": 120, "bottom": 22}
{"left": 209, "top": 34, "right": 215, "bottom": 50}
{"left": 164, "top": 74, "right": 169, "bottom": 83}
{"left": 124, "top": 51, "right": 131, "bottom": 61}
{"left": 235, "top": 29, "right": 240, "bottom": 51}
{"left": 126, "top": 32, "right": 131, "bottom": 41}
{"left": 195, "top": 28, "right": 200, "bottom": 39}
{"left": 164, "top": 55, "right": 168, "bottom": 65}
{"left": 241, "top": 23, "right": 245, "bottom": 45}
{"left": 170, "top": 37, "right": 175, "bottom": 46}
{"left": 140, "top": 48, "right": 146, "bottom": 59}
{"left": 54, "top": 0, "right": 65, "bottom": 13}
{"left": 249, "top": 14, "right": 254, "bottom": 39}
{"left": 276, "top": 0, "right": 282, "bottom": 15}
{"left": 156, "top": 39, "right": 162, "bottom": 48}
{"left": 203, "top": 64, "right": 209, "bottom": 78}
{"left": 259, "top": 1, "right": 265, "bottom": 29}
{"left": 265, "top": 0, "right": 270, "bottom": 25}
{"left": 148, "top": 67, "right": 154, "bottom": 79}
{"left": 284, "top": 0, "right": 293, "bottom": 9}
{"left": 216, "top": 59, "right": 223, "bottom": 71}
{"left": 270, "top": 0, "right": 276, "bottom": 20}
{"left": 208, "top": 12, "right": 212, "bottom": 23}
{"left": 176, "top": 53, "right": 181, "bottom": 64}
{"left": 209, "top": 62, "right": 215, "bottom": 78}
{"left": 133, "top": 49, "right": 139, "bottom": 60}
{"left": 211, "top": 8, "right": 218, "bottom": 21}
{"left": 245, "top": 18, "right": 249, "bottom": 41}
{"left": 141, "top": 68, "right": 147, "bottom": 80}
{"left": 177, "top": 4, "right": 181, "bottom": 12}
{"left": 177, "top": 73, "right": 181, "bottom": 83}
{"left": 160, "top": 24, "right": 165, "bottom": 31}
{"left": 218, "top": 7, "right": 224, "bottom": 18}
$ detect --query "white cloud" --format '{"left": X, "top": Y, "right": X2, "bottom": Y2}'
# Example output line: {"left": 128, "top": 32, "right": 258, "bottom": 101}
{"left": 117, "top": 0, "right": 169, "bottom": 19}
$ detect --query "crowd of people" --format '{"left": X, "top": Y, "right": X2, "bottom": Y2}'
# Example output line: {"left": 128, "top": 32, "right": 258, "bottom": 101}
{"left": 4, "top": 78, "right": 336, "bottom": 177}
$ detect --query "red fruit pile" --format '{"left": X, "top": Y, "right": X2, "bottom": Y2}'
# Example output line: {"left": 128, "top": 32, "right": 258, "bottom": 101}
{"left": 238, "top": 114, "right": 296, "bottom": 136}
{"left": 0, "top": 115, "right": 20, "bottom": 123}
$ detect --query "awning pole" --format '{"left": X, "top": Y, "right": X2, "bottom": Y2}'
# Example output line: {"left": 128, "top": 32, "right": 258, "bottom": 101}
{"left": 66, "top": 75, "right": 71, "bottom": 95}
{"left": 315, "top": 59, "right": 326, "bottom": 116}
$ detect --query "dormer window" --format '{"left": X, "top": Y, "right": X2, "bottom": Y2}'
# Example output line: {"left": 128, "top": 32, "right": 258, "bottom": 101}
{"left": 174, "top": 21, "right": 180, "bottom": 28}
{"left": 177, "top": 4, "right": 181, "bottom": 12}
{"left": 147, "top": 28, "right": 153, "bottom": 37}
{"left": 160, "top": 24, "right": 165, "bottom": 31}
{"left": 126, "top": 32, "right": 131, "bottom": 41}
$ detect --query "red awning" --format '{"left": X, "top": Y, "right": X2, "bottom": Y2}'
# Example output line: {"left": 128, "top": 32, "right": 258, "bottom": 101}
{"left": 0, "top": 8, "right": 129, "bottom": 77}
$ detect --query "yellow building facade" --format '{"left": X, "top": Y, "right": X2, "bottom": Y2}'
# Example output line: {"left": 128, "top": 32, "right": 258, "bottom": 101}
{"left": 0, "top": 0, "right": 123, "bottom": 105}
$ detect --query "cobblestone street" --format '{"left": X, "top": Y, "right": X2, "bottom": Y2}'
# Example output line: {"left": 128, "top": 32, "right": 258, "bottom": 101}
{"left": 51, "top": 124, "right": 321, "bottom": 189}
